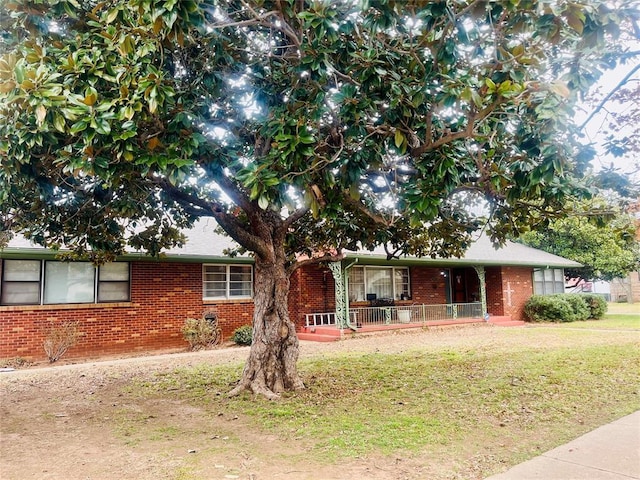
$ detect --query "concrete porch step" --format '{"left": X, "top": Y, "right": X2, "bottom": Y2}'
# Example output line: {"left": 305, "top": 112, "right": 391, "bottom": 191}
{"left": 492, "top": 320, "right": 527, "bottom": 326}
{"left": 297, "top": 318, "right": 493, "bottom": 342}
{"left": 488, "top": 315, "right": 526, "bottom": 327}
{"left": 297, "top": 332, "right": 341, "bottom": 342}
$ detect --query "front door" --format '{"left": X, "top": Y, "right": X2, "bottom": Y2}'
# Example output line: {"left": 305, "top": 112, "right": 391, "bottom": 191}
{"left": 452, "top": 268, "right": 467, "bottom": 303}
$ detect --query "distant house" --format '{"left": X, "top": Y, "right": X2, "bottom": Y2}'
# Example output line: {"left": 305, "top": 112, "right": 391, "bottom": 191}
{"left": 0, "top": 219, "right": 581, "bottom": 361}
{"left": 610, "top": 205, "right": 640, "bottom": 303}
{"left": 610, "top": 273, "right": 640, "bottom": 303}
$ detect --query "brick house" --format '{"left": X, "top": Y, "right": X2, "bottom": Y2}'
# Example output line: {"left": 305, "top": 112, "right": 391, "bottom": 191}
{"left": 609, "top": 205, "right": 640, "bottom": 303}
{"left": 0, "top": 218, "right": 580, "bottom": 362}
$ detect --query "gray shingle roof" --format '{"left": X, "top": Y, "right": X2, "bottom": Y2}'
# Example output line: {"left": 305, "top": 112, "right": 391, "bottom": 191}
{"left": 345, "top": 233, "right": 581, "bottom": 268}
{"left": 0, "top": 218, "right": 247, "bottom": 262}
{"left": 1, "top": 218, "right": 580, "bottom": 268}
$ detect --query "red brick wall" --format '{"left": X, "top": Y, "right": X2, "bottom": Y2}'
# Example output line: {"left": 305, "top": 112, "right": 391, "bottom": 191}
{"left": 410, "top": 267, "right": 449, "bottom": 304}
{"left": 289, "top": 265, "right": 335, "bottom": 327}
{"left": 0, "top": 261, "right": 254, "bottom": 362}
{"left": 486, "top": 267, "right": 505, "bottom": 316}
{"left": 485, "top": 266, "right": 533, "bottom": 319}
{"left": 499, "top": 266, "right": 534, "bottom": 320}
{"left": 1, "top": 259, "right": 536, "bottom": 362}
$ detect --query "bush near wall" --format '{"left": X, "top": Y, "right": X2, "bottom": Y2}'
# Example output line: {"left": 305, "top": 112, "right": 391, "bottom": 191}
{"left": 524, "top": 294, "right": 608, "bottom": 322}
{"left": 232, "top": 325, "right": 253, "bottom": 346}
{"left": 580, "top": 294, "right": 608, "bottom": 319}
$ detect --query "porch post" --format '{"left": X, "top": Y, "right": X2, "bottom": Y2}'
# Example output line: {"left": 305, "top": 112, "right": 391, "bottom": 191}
{"left": 473, "top": 265, "right": 489, "bottom": 321}
{"left": 328, "top": 262, "right": 348, "bottom": 329}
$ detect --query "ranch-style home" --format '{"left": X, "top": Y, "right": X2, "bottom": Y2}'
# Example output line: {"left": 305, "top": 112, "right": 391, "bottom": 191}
{"left": 0, "top": 218, "right": 580, "bottom": 362}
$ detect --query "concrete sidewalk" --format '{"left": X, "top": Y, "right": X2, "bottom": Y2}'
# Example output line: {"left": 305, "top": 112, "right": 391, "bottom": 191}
{"left": 486, "top": 410, "right": 640, "bottom": 480}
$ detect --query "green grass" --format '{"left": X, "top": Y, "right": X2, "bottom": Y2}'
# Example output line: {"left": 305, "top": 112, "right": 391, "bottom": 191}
{"left": 558, "top": 314, "right": 640, "bottom": 330}
{"left": 606, "top": 302, "right": 640, "bottom": 315}
{"left": 135, "top": 327, "right": 640, "bottom": 474}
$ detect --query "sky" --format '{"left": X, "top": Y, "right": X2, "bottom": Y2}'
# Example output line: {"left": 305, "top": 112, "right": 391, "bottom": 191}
{"left": 575, "top": 45, "right": 640, "bottom": 183}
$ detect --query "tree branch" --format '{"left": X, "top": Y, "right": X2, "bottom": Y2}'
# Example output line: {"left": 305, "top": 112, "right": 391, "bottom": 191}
{"left": 208, "top": 8, "right": 279, "bottom": 30}
{"left": 156, "top": 177, "right": 271, "bottom": 258}
{"left": 410, "top": 125, "right": 475, "bottom": 156}
{"left": 282, "top": 206, "right": 310, "bottom": 230}
{"left": 156, "top": 178, "right": 216, "bottom": 214}
{"left": 579, "top": 63, "right": 640, "bottom": 131}
{"left": 212, "top": 208, "right": 271, "bottom": 258}
{"left": 242, "top": 0, "right": 301, "bottom": 48}
{"left": 341, "top": 194, "right": 391, "bottom": 226}
{"left": 288, "top": 250, "right": 344, "bottom": 275}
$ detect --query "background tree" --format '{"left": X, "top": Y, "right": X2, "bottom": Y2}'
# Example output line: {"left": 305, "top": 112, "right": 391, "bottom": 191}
{"left": 520, "top": 200, "right": 640, "bottom": 281}
{"left": 1, "top": 0, "right": 636, "bottom": 398}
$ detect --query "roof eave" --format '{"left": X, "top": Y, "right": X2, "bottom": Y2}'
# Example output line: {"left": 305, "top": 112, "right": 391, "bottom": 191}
{"left": 342, "top": 252, "right": 582, "bottom": 269}
{"left": 0, "top": 248, "right": 253, "bottom": 264}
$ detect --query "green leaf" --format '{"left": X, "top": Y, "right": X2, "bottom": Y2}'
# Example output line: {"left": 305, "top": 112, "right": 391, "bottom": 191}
{"left": 105, "top": 8, "right": 119, "bottom": 24}
{"left": 70, "top": 119, "right": 88, "bottom": 134}
{"left": 394, "top": 129, "right": 405, "bottom": 149}
{"left": 94, "top": 156, "right": 109, "bottom": 169}
{"left": 53, "top": 112, "right": 65, "bottom": 132}
{"left": 298, "top": 135, "right": 315, "bottom": 144}
{"left": 14, "top": 62, "right": 24, "bottom": 84}
{"left": 94, "top": 117, "right": 111, "bottom": 135}
{"left": 258, "top": 195, "right": 269, "bottom": 210}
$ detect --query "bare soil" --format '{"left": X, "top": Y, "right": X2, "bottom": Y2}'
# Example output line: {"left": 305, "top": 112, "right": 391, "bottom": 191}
{"left": 1, "top": 321, "right": 637, "bottom": 480}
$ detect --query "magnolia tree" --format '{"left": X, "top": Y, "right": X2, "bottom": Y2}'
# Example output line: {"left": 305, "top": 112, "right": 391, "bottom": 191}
{"left": 1, "top": 0, "right": 636, "bottom": 398}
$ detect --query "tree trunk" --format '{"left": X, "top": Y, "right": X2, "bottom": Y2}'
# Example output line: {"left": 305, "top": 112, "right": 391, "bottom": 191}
{"left": 228, "top": 255, "right": 304, "bottom": 399}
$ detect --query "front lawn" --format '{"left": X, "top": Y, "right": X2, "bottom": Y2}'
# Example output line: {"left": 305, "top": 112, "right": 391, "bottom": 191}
{"left": 137, "top": 325, "right": 640, "bottom": 478}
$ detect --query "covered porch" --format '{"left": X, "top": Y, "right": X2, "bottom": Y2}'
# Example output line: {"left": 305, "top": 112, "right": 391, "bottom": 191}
{"left": 296, "top": 257, "right": 523, "bottom": 342}
{"left": 304, "top": 301, "right": 484, "bottom": 328}
{"left": 298, "top": 302, "right": 519, "bottom": 341}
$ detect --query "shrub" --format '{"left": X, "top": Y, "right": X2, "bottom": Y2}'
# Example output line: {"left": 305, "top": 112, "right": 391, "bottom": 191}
{"left": 528, "top": 295, "right": 572, "bottom": 322}
{"left": 232, "top": 325, "right": 253, "bottom": 346}
{"left": 561, "top": 294, "right": 590, "bottom": 322}
{"left": 43, "top": 321, "right": 80, "bottom": 363}
{"left": 525, "top": 295, "right": 575, "bottom": 322}
{"left": 579, "top": 294, "right": 608, "bottom": 319}
{"left": 182, "top": 315, "right": 221, "bottom": 350}
{"left": 525, "top": 294, "right": 599, "bottom": 322}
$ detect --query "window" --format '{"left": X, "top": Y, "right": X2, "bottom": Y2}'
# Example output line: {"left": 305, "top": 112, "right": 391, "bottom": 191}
{"left": 97, "top": 262, "right": 131, "bottom": 302}
{"left": 0, "top": 260, "right": 41, "bottom": 305}
{"left": 348, "top": 266, "right": 410, "bottom": 302}
{"left": 0, "top": 259, "right": 130, "bottom": 306}
{"left": 203, "top": 264, "right": 252, "bottom": 300}
{"left": 44, "top": 262, "right": 95, "bottom": 304}
{"left": 533, "top": 268, "right": 565, "bottom": 295}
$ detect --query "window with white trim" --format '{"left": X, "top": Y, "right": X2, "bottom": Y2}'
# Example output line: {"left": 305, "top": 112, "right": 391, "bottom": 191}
{"left": 533, "top": 268, "right": 565, "bottom": 295}
{"left": 203, "top": 264, "right": 253, "bottom": 300}
{"left": 347, "top": 266, "right": 410, "bottom": 302}
{"left": 0, "top": 259, "right": 130, "bottom": 306}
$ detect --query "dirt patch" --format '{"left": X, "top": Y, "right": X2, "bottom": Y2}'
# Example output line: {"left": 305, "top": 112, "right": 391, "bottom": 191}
{"left": 1, "top": 323, "right": 637, "bottom": 480}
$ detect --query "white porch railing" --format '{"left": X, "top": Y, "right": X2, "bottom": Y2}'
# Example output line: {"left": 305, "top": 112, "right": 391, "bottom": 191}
{"left": 304, "top": 302, "right": 483, "bottom": 328}
{"left": 304, "top": 311, "right": 359, "bottom": 327}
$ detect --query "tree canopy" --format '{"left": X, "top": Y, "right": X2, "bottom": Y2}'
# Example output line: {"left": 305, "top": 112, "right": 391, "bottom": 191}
{"left": 520, "top": 200, "right": 640, "bottom": 281}
{"left": 1, "top": 0, "right": 637, "bottom": 397}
